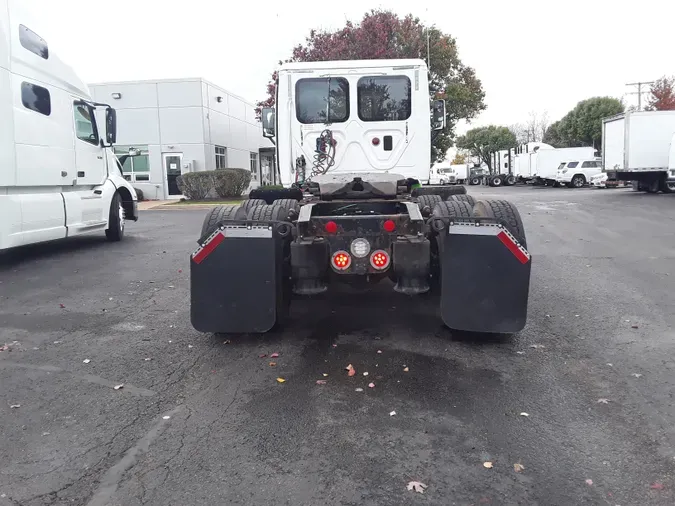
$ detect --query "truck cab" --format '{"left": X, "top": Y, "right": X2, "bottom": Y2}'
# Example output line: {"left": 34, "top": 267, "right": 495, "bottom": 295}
{"left": 0, "top": 0, "right": 138, "bottom": 251}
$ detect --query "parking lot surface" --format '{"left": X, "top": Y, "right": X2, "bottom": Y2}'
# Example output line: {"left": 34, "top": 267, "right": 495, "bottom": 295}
{"left": 1, "top": 186, "right": 675, "bottom": 506}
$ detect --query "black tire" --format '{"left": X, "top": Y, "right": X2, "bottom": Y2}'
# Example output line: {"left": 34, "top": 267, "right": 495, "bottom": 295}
{"left": 200, "top": 205, "right": 247, "bottom": 241}
{"left": 489, "top": 175, "right": 503, "bottom": 187}
{"left": 432, "top": 200, "right": 474, "bottom": 219}
{"left": 247, "top": 204, "right": 290, "bottom": 222}
{"left": 240, "top": 199, "right": 267, "bottom": 213}
{"left": 472, "top": 199, "right": 527, "bottom": 247}
{"left": 273, "top": 198, "right": 300, "bottom": 211}
{"left": 445, "top": 185, "right": 467, "bottom": 195}
{"left": 105, "top": 192, "right": 125, "bottom": 241}
{"left": 469, "top": 177, "right": 481, "bottom": 186}
{"left": 570, "top": 174, "right": 586, "bottom": 188}
{"left": 417, "top": 194, "right": 443, "bottom": 212}
{"left": 505, "top": 175, "right": 517, "bottom": 186}
{"left": 449, "top": 194, "right": 476, "bottom": 206}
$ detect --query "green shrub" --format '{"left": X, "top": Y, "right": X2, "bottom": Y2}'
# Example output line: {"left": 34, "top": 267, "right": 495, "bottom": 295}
{"left": 213, "top": 168, "right": 252, "bottom": 198}
{"left": 177, "top": 172, "right": 215, "bottom": 200}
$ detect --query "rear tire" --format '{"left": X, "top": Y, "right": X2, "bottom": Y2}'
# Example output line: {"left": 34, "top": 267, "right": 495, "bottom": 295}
{"left": 571, "top": 174, "right": 586, "bottom": 188}
{"left": 449, "top": 194, "right": 476, "bottom": 206}
{"left": 432, "top": 200, "right": 474, "bottom": 219}
{"left": 489, "top": 175, "right": 503, "bottom": 187}
{"left": 247, "top": 204, "right": 290, "bottom": 222}
{"left": 105, "top": 193, "right": 125, "bottom": 242}
{"left": 472, "top": 199, "right": 527, "bottom": 248}
{"left": 240, "top": 199, "right": 267, "bottom": 213}
{"left": 417, "top": 194, "right": 443, "bottom": 212}
{"left": 505, "top": 175, "right": 517, "bottom": 186}
{"left": 470, "top": 177, "right": 481, "bottom": 186}
{"left": 273, "top": 198, "right": 301, "bottom": 211}
{"left": 200, "top": 204, "right": 247, "bottom": 241}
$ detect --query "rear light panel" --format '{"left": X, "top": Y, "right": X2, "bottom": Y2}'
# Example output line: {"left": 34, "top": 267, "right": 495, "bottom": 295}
{"left": 370, "top": 250, "right": 391, "bottom": 270}
{"left": 331, "top": 250, "right": 352, "bottom": 271}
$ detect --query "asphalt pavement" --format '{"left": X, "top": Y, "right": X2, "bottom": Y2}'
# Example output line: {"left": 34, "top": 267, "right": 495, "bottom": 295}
{"left": 1, "top": 185, "right": 675, "bottom": 506}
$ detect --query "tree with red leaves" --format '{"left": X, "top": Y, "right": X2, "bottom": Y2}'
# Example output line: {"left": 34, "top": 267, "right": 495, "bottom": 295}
{"left": 257, "top": 10, "right": 486, "bottom": 163}
{"left": 646, "top": 76, "right": 675, "bottom": 111}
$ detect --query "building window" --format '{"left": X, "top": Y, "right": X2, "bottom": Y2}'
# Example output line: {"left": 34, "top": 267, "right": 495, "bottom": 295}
{"left": 250, "top": 153, "right": 258, "bottom": 180}
{"left": 73, "top": 102, "right": 99, "bottom": 145}
{"left": 215, "top": 146, "right": 227, "bottom": 169}
{"left": 296, "top": 77, "right": 349, "bottom": 124}
{"left": 21, "top": 82, "right": 51, "bottom": 116}
{"left": 19, "top": 25, "right": 48, "bottom": 59}
{"left": 113, "top": 145, "right": 150, "bottom": 182}
{"left": 357, "top": 75, "right": 411, "bottom": 122}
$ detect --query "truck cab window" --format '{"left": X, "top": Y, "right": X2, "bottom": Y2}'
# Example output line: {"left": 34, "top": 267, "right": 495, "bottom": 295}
{"left": 358, "top": 76, "right": 411, "bottom": 122}
{"left": 19, "top": 25, "right": 48, "bottom": 59}
{"left": 73, "top": 103, "right": 99, "bottom": 145}
{"left": 295, "top": 77, "right": 349, "bottom": 124}
{"left": 21, "top": 82, "right": 51, "bottom": 116}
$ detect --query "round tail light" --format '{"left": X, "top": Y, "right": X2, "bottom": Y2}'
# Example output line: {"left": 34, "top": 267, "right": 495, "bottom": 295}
{"left": 370, "top": 250, "right": 391, "bottom": 270}
{"left": 383, "top": 220, "right": 396, "bottom": 233}
{"left": 325, "top": 221, "right": 338, "bottom": 234}
{"left": 331, "top": 251, "right": 352, "bottom": 271}
{"left": 372, "top": 137, "right": 381, "bottom": 146}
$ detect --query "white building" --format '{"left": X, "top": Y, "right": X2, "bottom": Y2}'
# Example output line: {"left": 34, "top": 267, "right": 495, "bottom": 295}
{"left": 89, "top": 78, "right": 275, "bottom": 200}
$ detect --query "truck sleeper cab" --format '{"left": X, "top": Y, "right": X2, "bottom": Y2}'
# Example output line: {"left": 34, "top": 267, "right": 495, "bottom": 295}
{"left": 0, "top": 0, "right": 138, "bottom": 251}
{"left": 190, "top": 59, "right": 532, "bottom": 336}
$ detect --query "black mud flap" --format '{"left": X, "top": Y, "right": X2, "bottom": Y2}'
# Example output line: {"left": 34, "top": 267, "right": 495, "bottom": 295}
{"left": 190, "top": 223, "right": 287, "bottom": 333}
{"left": 440, "top": 222, "right": 531, "bottom": 333}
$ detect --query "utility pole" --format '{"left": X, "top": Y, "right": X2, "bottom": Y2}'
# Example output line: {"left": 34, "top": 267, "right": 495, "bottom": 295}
{"left": 626, "top": 81, "right": 655, "bottom": 111}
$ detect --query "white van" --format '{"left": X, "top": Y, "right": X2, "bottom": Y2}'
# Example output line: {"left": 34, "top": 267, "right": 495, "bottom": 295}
{"left": 0, "top": 0, "right": 138, "bottom": 251}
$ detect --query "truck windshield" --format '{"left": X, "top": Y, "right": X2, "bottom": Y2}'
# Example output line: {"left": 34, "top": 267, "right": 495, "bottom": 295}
{"left": 357, "top": 76, "right": 411, "bottom": 122}
{"left": 295, "top": 77, "right": 349, "bottom": 124}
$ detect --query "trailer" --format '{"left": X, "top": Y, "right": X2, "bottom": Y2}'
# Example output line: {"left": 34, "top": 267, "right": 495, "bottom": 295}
{"left": 190, "top": 59, "right": 531, "bottom": 335}
{"left": 0, "top": 0, "right": 138, "bottom": 251}
{"left": 603, "top": 111, "right": 675, "bottom": 193}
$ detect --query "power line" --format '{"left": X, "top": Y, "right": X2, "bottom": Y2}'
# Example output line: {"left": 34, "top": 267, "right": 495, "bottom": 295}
{"left": 625, "top": 81, "right": 655, "bottom": 111}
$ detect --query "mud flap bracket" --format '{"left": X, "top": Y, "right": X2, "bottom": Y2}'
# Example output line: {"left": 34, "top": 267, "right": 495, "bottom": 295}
{"left": 439, "top": 221, "right": 531, "bottom": 333}
{"left": 190, "top": 223, "right": 286, "bottom": 333}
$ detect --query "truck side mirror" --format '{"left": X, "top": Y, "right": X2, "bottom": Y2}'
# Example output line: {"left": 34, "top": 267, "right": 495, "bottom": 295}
{"left": 432, "top": 100, "right": 446, "bottom": 131}
{"left": 262, "top": 108, "right": 275, "bottom": 138}
{"left": 105, "top": 107, "right": 117, "bottom": 145}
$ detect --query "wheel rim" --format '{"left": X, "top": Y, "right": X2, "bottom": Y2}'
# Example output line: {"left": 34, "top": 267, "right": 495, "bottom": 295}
{"left": 667, "top": 182, "right": 675, "bottom": 191}
{"left": 574, "top": 177, "right": 583, "bottom": 188}
{"left": 493, "top": 178, "right": 501, "bottom": 186}
{"left": 118, "top": 203, "right": 125, "bottom": 232}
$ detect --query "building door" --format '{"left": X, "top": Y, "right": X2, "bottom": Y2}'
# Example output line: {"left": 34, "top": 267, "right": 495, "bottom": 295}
{"left": 163, "top": 153, "right": 183, "bottom": 197}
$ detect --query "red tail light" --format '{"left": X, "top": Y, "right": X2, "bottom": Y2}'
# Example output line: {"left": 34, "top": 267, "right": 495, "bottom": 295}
{"left": 332, "top": 251, "right": 351, "bottom": 271}
{"left": 370, "top": 250, "right": 390, "bottom": 270}
{"left": 383, "top": 220, "right": 396, "bottom": 232}
{"left": 372, "top": 137, "right": 380, "bottom": 146}
{"left": 325, "top": 221, "right": 338, "bottom": 234}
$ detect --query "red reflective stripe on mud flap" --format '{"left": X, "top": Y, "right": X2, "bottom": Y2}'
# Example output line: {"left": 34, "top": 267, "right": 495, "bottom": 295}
{"left": 193, "top": 232, "right": 225, "bottom": 265}
{"left": 497, "top": 231, "right": 530, "bottom": 264}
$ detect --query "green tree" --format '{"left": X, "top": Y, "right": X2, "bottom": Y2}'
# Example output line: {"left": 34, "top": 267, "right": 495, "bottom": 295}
{"left": 544, "top": 97, "right": 623, "bottom": 149}
{"left": 456, "top": 126, "right": 517, "bottom": 171}
{"left": 256, "top": 9, "right": 486, "bottom": 164}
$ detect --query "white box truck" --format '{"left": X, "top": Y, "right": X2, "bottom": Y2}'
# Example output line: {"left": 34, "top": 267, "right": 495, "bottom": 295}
{"left": 429, "top": 163, "right": 468, "bottom": 185}
{"left": 603, "top": 110, "right": 675, "bottom": 193}
{"left": 534, "top": 147, "right": 597, "bottom": 185}
{"left": 0, "top": 0, "right": 138, "bottom": 251}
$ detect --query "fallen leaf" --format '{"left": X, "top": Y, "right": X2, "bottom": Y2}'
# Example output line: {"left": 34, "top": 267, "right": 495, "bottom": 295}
{"left": 270, "top": 353, "right": 279, "bottom": 358}
{"left": 269, "top": 362, "right": 277, "bottom": 367}
{"left": 520, "top": 412, "right": 530, "bottom": 417}
{"left": 516, "top": 351, "right": 525, "bottom": 355}
{"left": 42, "top": 432, "right": 50, "bottom": 436}
{"left": 632, "top": 373, "right": 642, "bottom": 378}
{"left": 650, "top": 482, "right": 665, "bottom": 490}
{"left": 483, "top": 462, "right": 493, "bottom": 469}
{"left": 332, "top": 344, "right": 338, "bottom": 348}
{"left": 585, "top": 479, "right": 593, "bottom": 486}
{"left": 406, "top": 481, "right": 427, "bottom": 494}
{"left": 322, "top": 373, "right": 328, "bottom": 377}
{"left": 355, "top": 388, "right": 364, "bottom": 392}
{"left": 389, "top": 410, "right": 396, "bottom": 416}
{"left": 178, "top": 269, "right": 182, "bottom": 273}
{"left": 163, "top": 416, "right": 171, "bottom": 420}
{"left": 377, "top": 350, "right": 382, "bottom": 354}
{"left": 144, "top": 357, "right": 152, "bottom": 361}
{"left": 597, "top": 398, "right": 610, "bottom": 404}
{"left": 363, "top": 372, "right": 369, "bottom": 376}
{"left": 259, "top": 354, "right": 267, "bottom": 358}
{"left": 529, "top": 344, "right": 545, "bottom": 349}
{"left": 59, "top": 303, "right": 66, "bottom": 309}
{"left": 0, "top": 344, "right": 8, "bottom": 352}
{"left": 188, "top": 345, "right": 193, "bottom": 349}
{"left": 514, "top": 463, "right": 525, "bottom": 473}
{"left": 403, "top": 366, "right": 409, "bottom": 372}
{"left": 606, "top": 363, "right": 613, "bottom": 367}
{"left": 346, "top": 364, "right": 356, "bottom": 377}
{"left": 113, "top": 384, "right": 124, "bottom": 390}
{"left": 10, "top": 404, "right": 20, "bottom": 409}
{"left": 316, "top": 380, "right": 327, "bottom": 385}
{"left": 276, "top": 377, "right": 286, "bottom": 383}
{"left": 53, "top": 341, "right": 62, "bottom": 345}
{"left": 368, "top": 382, "right": 375, "bottom": 388}
{"left": 83, "top": 359, "right": 91, "bottom": 364}
{"left": 223, "top": 340, "right": 231, "bottom": 345}
{"left": 631, "top": 324, "right": 639, "bottom": 329}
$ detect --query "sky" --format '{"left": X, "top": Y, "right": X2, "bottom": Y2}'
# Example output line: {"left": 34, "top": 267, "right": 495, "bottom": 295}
{"left": 24, "top": 0, "right": 675, "bottom": 133}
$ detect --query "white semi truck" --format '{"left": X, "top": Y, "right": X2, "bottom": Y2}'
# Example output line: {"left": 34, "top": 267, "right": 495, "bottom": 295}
{"left": 603, "top": 111, "right": 675, "bottom": 193}
{"left": 0, "top": 0, "right": 138, "bottom": 251}
{"left": 190, "top": 59, "right": 531, "bottom": 335}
